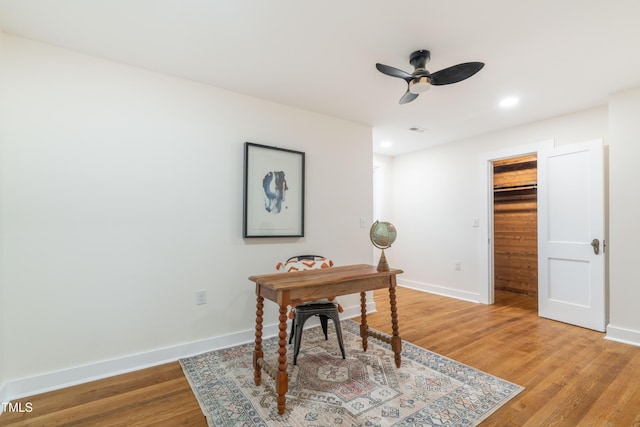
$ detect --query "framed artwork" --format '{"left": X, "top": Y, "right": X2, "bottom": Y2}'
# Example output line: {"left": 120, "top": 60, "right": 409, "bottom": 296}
{"left": 243, "top": 142, "right": 305, "bottom": 237}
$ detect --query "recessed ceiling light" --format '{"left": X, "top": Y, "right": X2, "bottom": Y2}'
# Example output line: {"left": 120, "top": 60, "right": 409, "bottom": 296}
{"left": 499, "top": 96, "right": 519, "bottom": 108}
{"left": 380, "top": 140, "right": 392, "bottom": 148}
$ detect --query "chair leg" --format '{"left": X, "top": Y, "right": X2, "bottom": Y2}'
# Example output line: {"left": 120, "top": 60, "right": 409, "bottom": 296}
{"left": 292, "top": 320, "right": 303, "bottom": 365}
{"left": 292, "top": 306, "right": 346, "bottom": 364}
{"left": 319, "top": 315, "right": 329, "bottom": 340}
{"left": 292, "top": 311, "right": 313, "bottom": 365}
{"left": 329, "top": 312, "right": 346, "bottom": 359}
{"left": 289, "top": 316, "right": 295, "bottom": 344}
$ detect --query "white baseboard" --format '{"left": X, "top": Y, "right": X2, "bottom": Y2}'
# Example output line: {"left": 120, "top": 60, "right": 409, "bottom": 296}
{"left": 605, "top": 324, "right": 640, "bottom": 347}
{"left": 2, "top": 326, "right": 271, "bottom": 405}
{"left": 0, "top": 302, "right": 371, "bottom": 405}
{"left": 396, "top": 281, "right": 640, "bottom": 348}
{"left": 398, "top": 279, "right": 481, "bottom": 303}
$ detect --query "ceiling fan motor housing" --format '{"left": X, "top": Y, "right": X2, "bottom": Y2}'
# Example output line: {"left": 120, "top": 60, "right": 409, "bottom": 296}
{"left": 409, "top": 50, "right": 431, "bottom": 72}
{"left": 408, "top": 50, "right": 432, "bottom": 93}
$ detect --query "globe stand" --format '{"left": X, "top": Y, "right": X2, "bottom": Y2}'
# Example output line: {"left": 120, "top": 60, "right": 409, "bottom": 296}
{"left": 370, "top": 220, "right": 396, "bottom": 272}
{"left": 377, "top": 249, "right": 390, "bottom": 272}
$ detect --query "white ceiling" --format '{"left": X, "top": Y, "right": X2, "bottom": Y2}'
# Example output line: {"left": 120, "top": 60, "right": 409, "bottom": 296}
{"left": 1, "top": 0, "right": 640, "bottom": 156}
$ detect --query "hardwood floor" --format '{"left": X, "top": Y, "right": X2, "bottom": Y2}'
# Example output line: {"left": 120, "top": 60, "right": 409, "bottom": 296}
{"left": 365, "top": 288, "right": 640, "bottom": 427}
{"left": 0, "top": 362, "right": 208, "bottom": 426}
{"left": 2, "top": 287, "right": 639, "bottom": 426}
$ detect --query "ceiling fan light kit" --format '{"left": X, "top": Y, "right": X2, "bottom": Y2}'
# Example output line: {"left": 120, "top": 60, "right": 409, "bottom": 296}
{"left": 376, "top": 49, "right": 484, "bottom": 104}
{"left": 409, "top": 76, "right": 431, "bottom": 94}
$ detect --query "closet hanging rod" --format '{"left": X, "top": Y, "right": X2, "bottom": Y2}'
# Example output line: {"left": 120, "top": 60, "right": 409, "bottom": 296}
{"left": 494, "top": 184, "right": 537, "bottom": 192}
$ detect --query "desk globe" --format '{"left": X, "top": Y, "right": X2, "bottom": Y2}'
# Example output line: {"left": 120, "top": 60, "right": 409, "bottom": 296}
{"left": 370, "top": 220, "right": 397, "bottom": 271}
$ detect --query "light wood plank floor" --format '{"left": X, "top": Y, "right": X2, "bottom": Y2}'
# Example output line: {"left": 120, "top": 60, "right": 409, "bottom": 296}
{"left": 2, "top": 287, "right": 639, "bottom": 426}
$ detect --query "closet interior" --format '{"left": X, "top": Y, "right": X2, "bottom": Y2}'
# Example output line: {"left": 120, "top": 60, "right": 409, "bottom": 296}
{"left": 493, "top": 154, "right": 538, "bottom": 296}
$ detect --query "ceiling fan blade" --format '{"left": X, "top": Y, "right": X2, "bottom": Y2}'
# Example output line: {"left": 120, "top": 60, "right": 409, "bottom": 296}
{"left": 399, "top": 90, "right": 419, "bottom": 104}
{"left": 376, "top": 63, "right": 412, "bottom": 80}
{"left": 429, "top": 62, "right": 484, "bottom": 85}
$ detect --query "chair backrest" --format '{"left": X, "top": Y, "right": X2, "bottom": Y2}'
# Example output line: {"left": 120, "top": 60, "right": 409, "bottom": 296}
{"left": 277, "top": 254, "right": 342, "bottom": 315}
{"left": 286, "top": 255, "right": 324, "bottom": 262}
{"left": 276, "top": 255, "right": 333, "bottom": 273}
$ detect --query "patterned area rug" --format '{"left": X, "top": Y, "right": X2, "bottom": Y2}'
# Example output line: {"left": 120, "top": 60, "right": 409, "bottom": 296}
{"left": 180, "top": 320, "right": 523, "bottom": 426}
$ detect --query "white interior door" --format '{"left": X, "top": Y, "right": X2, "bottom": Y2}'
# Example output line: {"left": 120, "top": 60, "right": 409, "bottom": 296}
{"left": 538, "top": 139, "right": 605, "bottom": 331}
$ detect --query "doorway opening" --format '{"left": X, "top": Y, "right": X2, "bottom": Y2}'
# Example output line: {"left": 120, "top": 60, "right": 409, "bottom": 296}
{"left": 492, "top": 154, "right": 538, "bottom": 307}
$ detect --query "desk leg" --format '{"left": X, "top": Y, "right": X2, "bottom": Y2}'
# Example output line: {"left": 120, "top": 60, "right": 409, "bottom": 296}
{"left": 253, "top": 295, "right": 264, "bottom": 386}
{"left": 276, "top": 305, "right": 289, "bottom": 415}
{"left": 389, "top": 283, "right": 402, "bottom": 368}
{"left": 359, "top": 291, "right": 368, "bottom": 352}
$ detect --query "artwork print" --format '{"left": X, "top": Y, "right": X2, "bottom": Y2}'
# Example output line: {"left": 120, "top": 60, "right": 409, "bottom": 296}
{"left": 263, "top": 171, "right": 287, "bottom": 214}
{"left": 243, "top": 142, "right": 305, "bottom": 237}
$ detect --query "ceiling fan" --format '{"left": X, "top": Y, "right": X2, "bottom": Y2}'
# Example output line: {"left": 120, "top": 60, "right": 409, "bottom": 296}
{"left": 376, "top": 50, "right": 484, "bottom": 104}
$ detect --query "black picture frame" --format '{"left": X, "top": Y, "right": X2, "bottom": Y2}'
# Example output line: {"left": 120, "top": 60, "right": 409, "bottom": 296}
{"left": 243, "top": 142, "right": 305, "bottom": 238}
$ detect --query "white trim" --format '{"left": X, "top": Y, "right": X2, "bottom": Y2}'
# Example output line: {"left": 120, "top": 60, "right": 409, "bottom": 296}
{"left": 398, "top": 280, "right": 480, "bottom": 303}
{"left": 0, "top": 301, "right": 368, "bottom": 404}
{"left": 476, "top": 140, "right": 554, "bottom": 304}
{"left": 605, "top": 324, "right": 640, "bottom": 347}
{"left": 2, "top": 327, "right": 271, "bottom": 403}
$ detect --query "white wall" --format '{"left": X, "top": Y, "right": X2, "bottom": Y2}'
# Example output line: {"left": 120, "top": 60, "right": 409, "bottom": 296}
{"left": 372, "top": 154, "right": 394, "bottom": 222}
{"left": 387, "top": 106, "right": 608, "bottom": 301}
{"left": 0, "top": 34, "right": 373, "bottom": 396}
{"left": 608, "top": 87, "right": 640, "bottom": 345}
{"left": 0, "top": 29, "right": 7, "bottom": 401}
{"left": 371, "top": 154, "right": 395, "bottom": 268}
{"left": 386, "top": 99, "right": 640, "bottom": 345}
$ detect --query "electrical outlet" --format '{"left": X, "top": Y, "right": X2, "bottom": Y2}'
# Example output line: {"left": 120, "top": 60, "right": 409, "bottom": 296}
{"left": 454, "top": 261, "right": 462, "bottom": 271}
{"left": 195, "top": 290, "right": 207, "bottom": 305}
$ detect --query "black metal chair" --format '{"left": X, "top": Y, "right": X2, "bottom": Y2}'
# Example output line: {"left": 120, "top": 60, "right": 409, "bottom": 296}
{"left": 279, "top": 255, "right": 346, "bottom": 365}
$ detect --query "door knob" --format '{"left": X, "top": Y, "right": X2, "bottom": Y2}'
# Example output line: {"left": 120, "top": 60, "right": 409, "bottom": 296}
{"left": 591, "top": 238, "right": 600, "bottom": 255}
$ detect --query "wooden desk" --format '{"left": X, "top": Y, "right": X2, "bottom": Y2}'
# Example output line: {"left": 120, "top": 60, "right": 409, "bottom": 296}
{"left": 248, "top": 263, "right": 404, "bottom": 415}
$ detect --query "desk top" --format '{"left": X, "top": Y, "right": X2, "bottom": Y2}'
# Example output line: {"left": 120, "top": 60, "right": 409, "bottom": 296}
{"left": 249, "top": 264, "right": 403, "bottom": 305}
